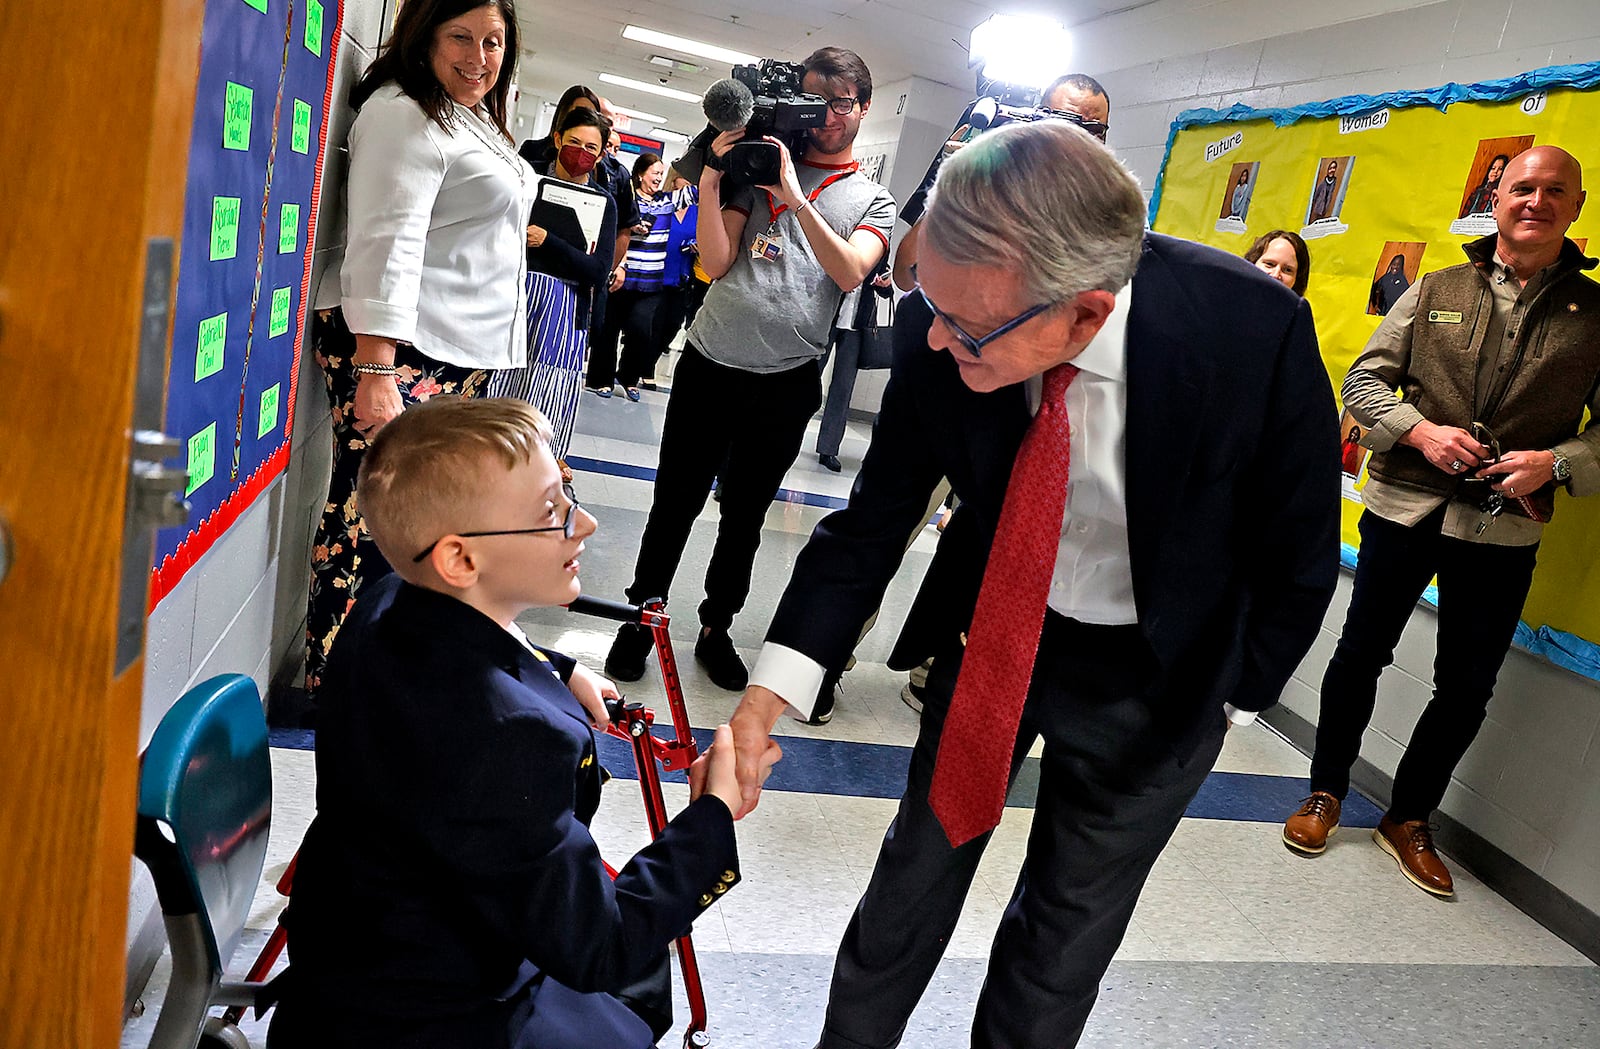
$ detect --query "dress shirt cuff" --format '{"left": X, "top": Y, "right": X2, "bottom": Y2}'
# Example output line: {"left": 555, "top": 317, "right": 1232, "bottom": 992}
{"left": 1363, "top": 402, "right": 1425, "bottom": 452}
{"left": 341, "top": 296, "right": 419, "bottom": 346}
{"left": 748, "top": 643, "right": 826, "bottom": 723}
{"left": 1223, "top": 703, "right": 1257, "bottom": 727}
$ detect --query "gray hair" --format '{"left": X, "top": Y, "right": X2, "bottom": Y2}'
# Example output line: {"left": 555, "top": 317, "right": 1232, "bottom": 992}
{"left": 923, "top": 120, "right": 1145, "bottom": 304}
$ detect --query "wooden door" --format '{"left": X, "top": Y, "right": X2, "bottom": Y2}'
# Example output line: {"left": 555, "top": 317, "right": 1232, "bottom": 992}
{"left": 0, "top": 1, "right": 203, "bottom": 1045}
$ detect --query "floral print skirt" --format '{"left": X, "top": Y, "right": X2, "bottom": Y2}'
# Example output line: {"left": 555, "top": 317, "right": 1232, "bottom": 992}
{"left": 304, "top": 309, "right": 489, "bottom": 695}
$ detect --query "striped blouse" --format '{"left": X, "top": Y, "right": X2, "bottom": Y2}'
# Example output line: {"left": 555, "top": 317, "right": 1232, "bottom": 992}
{"left": 622, "top": 185, "right": 698, "bottom": 292}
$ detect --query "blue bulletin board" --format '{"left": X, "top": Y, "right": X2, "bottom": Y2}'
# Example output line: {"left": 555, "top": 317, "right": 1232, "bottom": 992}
{"left": 152, "top": 0, "right": 341, "bottom": 605}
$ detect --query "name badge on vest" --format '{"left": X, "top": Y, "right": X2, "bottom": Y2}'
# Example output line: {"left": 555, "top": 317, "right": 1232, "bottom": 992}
{"left": 1427, "top": 309, "right": 1464, "bottom": 324}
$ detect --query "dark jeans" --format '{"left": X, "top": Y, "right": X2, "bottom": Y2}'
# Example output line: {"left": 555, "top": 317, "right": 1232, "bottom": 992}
{"left": 820, "top": 617, "right": 1225, "bottom": 1049}
{"left": 623, "top": 343, "right": 821, "bottom": 632}
{"left": 1310, "top": 507, "right": 1538, "bottom": 821}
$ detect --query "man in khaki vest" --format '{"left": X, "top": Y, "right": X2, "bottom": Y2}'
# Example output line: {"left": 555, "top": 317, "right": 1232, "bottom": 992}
{"left": 1283, "top": 146, "right": 1600, "bottom": 897}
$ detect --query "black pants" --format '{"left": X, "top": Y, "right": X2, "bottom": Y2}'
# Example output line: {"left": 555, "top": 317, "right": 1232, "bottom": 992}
{"left": 640, "top": 284, "right": 690, "bottom": 382}
{"left": 819, "top": 617, "right": 1226, "bottom": 1049}
{"left": 1310, "top": 506, "right": 1538, "bottom": 820}
{"left": 587, "top": 287, "right": 651, "bottom": 390}
{"left": 623, "top": 342, "right": 821, "bottom": 632}
{"left": 615, "top": 290, "right": 671, "bottom": 388}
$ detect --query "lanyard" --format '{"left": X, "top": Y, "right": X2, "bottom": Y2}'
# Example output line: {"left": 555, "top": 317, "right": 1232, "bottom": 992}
{"left": 765, "top": 165, "right": 858, "bottom": 226}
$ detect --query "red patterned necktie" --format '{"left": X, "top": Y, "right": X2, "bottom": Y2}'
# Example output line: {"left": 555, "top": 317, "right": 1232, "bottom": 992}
{"left": 928, "top": 362, "right": 1080, "bottom": 847}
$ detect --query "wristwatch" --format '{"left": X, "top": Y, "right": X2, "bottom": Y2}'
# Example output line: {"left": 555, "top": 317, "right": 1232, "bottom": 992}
{"left": 1551, "top": 451, "right": 1572, "bottom": 484}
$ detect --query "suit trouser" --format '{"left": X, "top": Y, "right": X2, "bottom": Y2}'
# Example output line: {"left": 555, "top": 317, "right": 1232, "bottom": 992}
{"left": 1309, "top": 506, "right": 1538, "bottom": 821}
{"left": 624, "top": 343, "right": 822, "bottom": 632}
{"left": 816, "top": 327, "right": 862, "bottom": 458}
{"left": 819, "top": 616, "right": 1227, "bottom": 1049}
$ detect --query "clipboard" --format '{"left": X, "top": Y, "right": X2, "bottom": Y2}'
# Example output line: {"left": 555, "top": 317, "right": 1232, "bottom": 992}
{"left": 530, "top": 175, "right": 610, "bottom": 254}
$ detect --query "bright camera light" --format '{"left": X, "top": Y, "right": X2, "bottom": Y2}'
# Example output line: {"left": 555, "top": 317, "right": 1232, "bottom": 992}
{"left": 968, "top": 14, "right": 1072, "bottom": 91}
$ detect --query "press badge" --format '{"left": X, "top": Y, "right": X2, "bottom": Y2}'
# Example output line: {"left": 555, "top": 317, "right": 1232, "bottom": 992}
{"left": 751, "top": 225, "right": 784, "bottom": 261}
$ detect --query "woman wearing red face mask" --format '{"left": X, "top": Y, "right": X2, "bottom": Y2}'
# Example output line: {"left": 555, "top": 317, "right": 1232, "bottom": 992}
{"left": 488, "top": 106, "right": 618, "bottom": 478}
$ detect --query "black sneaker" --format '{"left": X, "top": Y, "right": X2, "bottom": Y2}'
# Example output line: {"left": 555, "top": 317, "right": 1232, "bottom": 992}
{"left": 695, "top": 628, "right": 748, "bottom": 691}
{"left": 809, "top": 671, "right": 839, "bottom": 725}
{"left": 605, "top": 622, "right": 654, "bottom": 682}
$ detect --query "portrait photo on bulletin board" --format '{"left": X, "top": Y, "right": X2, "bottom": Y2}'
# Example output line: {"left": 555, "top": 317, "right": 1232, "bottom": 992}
{"left": 1457, "top": 135, "right": 1535, "bottom": 217}
{"left": 1302, "top": 155, "right": 1355, "bottom": 234}
{"left": 1367, "top": 241, "right": 1427, "bottom": 316}
{"left": 1338, "top": 409, "right": 1370, "bottom": 501}
{"left": 1219, "top": 161, "right": 1260, "bottom": 221}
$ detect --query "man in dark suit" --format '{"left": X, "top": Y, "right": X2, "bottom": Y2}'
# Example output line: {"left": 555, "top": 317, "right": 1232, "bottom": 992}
{"left": 728, "top": 121, "right": 1341, "bottom": 1048}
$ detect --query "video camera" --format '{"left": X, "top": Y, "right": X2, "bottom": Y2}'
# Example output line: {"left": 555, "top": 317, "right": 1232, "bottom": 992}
{"left": 678, "top": 59, "right": 829, "bottom": 187}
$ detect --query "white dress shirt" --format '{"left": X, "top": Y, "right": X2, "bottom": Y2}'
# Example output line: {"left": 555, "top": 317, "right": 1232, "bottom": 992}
{"left": 751, "top": 284, "right": 1255, "bottom": 727}
{"left": 340, "top": 84, "right": 534, "bottom": 370}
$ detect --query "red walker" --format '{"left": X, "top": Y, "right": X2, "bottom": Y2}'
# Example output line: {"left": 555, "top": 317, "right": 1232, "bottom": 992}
{"left": 227, "top": 596, "right": 713, "bottom": 1048}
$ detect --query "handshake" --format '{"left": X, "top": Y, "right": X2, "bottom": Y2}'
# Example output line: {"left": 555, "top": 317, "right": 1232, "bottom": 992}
{"left": 686, "top": 685, "right": 788, "bottom": 819}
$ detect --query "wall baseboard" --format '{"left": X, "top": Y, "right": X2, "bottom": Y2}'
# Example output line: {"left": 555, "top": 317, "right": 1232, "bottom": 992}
{"left": 1261, "top": 705, "right": 1600, "bottom": 965}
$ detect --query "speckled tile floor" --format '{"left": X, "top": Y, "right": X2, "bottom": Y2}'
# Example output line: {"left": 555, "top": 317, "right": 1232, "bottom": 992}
{"left": 124, "top": 354, "right": 1599, "bottom": 1049}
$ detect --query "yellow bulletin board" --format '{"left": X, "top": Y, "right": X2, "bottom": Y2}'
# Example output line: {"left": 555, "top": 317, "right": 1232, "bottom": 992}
{"left": 1149, "top": 63, "right": 1600, "bottom": 678}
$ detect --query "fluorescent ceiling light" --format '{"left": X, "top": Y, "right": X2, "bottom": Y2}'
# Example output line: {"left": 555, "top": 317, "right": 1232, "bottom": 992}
{"left": 650, "top": 55, "right": 705, "bottom": 74}
{"left": 650, "top": 128, "right": 691, "bottom": 143}
{"left": 598, "top": 73, "right": 702, "bottom": 105}
{"left": 621, "top": 24, "right": 759, "bottom": 67}
{"left": 611, "top": 103, "right": 668, "bottom": 124}
{"left": 968, "top": 14, "right": 1072, "bottom": 90}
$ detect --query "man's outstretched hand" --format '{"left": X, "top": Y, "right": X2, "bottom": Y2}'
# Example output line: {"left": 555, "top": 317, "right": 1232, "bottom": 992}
{"left": 728, "top": 685, "right": 787, "bottom": 818}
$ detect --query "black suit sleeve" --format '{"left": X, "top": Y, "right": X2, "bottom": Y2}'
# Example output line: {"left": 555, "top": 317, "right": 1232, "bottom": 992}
{"left": 1230, "top": 298, "right": 1342, "bottom": 711}
{"left": 435, "top": 712, "right": 738, "bottom": 994}
{"left": 764, "top": 324, "right": 948, "bottom": 681}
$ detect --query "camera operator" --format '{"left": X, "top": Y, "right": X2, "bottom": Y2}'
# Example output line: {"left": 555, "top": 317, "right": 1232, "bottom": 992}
{"left": 604, "top": 46, "right": 896, "bottom": 691}
{"left": 892, "top": 73, "right": 1111, "bottom": 291}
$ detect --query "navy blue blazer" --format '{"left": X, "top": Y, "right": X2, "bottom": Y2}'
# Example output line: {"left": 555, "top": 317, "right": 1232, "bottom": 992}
{"left": 767, "top": 233, "right": 1341, "bottom": 744}
{"left": 271, "top": 575, "right": 739, "bottom": 1048}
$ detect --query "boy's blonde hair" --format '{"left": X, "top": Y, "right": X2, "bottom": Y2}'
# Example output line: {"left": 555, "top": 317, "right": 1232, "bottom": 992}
{"left": 358, "top": 398, "right": 554, "bottom": 571}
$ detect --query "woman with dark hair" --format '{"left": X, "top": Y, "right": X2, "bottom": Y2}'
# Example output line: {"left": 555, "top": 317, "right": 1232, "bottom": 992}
{"left": 517, "top": 84, "right": 600, "bottom": 168}
{"left": 597, "top": 154, "right": 699, "bottom": 400}
{"left": 1462, "top": 153, "right": 1510, "bottom": 217}
{"left": 1243, "top": 229, "right": 1311, "bottom": 297}
{"left": 304, "top": 0, "right": 533, "bottom": 694}
{"left": 1227, "top": 167, "right": 1251, "bottom": 219}
{"left": 1369, "top": 252, "right": 1412, "bottom": 315}
{"left": 489, "top": 106, "right": 619, "bottom": 477}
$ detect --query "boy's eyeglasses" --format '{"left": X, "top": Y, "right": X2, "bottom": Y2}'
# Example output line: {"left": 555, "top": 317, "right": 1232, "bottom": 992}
{"left": 411, "top": 484, "right": 581, "bottom": 563}
{"left": 910, "top": 264, "right": 1058, "bottom": 360}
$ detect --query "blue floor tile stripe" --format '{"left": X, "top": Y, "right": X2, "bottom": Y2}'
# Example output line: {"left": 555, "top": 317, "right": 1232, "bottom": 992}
{"left": 565, "top": 454, "right": 852, "bottom": 511}
{"left": 268, "top": 728, "right": 1384, "bottom": 826}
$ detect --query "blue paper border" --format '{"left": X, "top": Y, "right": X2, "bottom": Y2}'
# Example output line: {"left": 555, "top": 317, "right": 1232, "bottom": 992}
{"left": 1146, "top": 60, "right": 1600, "bottom": 227}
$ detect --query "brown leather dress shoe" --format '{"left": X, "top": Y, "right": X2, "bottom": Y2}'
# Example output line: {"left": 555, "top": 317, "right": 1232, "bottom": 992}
{"left": 1283, "top": 791, "right": 1341, "bottom": 854}
{"left": 1374, "top": 816, "right": 1455, "bottom": 897}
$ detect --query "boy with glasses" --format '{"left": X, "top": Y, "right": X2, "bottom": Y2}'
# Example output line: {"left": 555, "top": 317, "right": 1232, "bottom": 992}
{"left": 269, "top": 398, "right": 750, "bottom": 1049}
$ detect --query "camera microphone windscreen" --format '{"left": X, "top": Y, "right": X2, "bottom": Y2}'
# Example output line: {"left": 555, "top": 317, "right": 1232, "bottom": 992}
{"left": 703, "top": 78, "right": 755, "bottom": 132}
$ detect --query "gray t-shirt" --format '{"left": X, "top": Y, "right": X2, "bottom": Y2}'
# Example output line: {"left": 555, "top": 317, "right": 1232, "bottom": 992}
{"left": 688, "top": 163, "right": 895, "bottom": 373}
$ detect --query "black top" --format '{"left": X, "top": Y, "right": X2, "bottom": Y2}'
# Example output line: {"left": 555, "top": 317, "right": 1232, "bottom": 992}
{"left": 524, "top": 160, "right": 618, "bottom": 331}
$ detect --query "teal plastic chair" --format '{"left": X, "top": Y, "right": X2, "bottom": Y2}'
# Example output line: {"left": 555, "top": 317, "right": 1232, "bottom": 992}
{"left": 135, "top": 674, "right": 273, "bottom": 1049}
